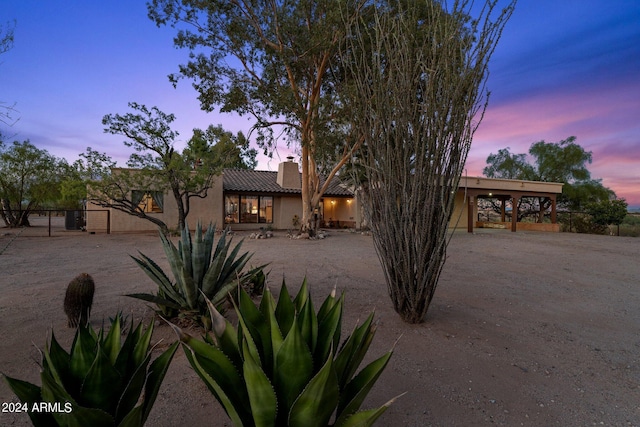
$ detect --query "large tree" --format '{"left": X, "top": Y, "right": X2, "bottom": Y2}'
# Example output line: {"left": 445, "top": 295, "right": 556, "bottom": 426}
{"left": 148, "top": 0, "right": 366, "bottom": 234}
{"left": 343, "top": 0, "right": 516, "bottom": 323}
{"left": 0, "top": 140, "right": 64, "bottom": 227}
{"left": 483, "top": 136, "right": 614, "bottom": 219}
{"left": 92, "top": 102, "right": 252, "bottom": 234}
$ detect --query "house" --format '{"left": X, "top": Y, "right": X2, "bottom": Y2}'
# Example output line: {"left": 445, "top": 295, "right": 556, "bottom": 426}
{"left": 86, "top": 160, "right": 563, "bottom": 234}
{"left": 85, "top": 158, "right": 361, "bottom": 233}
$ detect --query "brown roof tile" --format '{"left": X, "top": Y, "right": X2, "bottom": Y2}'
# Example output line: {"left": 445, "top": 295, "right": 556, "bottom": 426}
{"left": 222, "top": 169, "right": 353, "bottom": 197}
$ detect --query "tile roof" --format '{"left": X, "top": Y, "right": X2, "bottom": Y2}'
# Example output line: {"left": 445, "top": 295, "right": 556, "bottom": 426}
{"left": 222, "top": 169, "right": 353, "bottom": 197}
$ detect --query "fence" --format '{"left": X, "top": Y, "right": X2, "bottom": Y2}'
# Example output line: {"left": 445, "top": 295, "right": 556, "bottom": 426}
{"left": 0, "top": 210, "right": 110, "bottom": 238}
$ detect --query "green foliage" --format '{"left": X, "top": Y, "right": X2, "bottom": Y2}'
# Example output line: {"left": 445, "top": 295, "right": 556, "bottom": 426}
{"left": 483, "top": 137, "right": 614, "bottom": 212}
{"left": 189, "top": 125, "right": 257, "bottom": 171}
{"left": 169, "top": 279, "right": 400, "bottom": 427}
{"left": 586, "top": 198, "right": 628, "bottom": 226}
{"left": 570, "top": 213, "right": 608, "bottom": 235}
{"left": 619, "top": 213, "right": 640, "bottom": 237}
{"left": 148, "top": 0, "right": 364, "bottom": 232}
{"left": 3, "top": 313, "right": 178, "bottom": 427}
{"left": 93, "top": 103, "right": 254, "bottom": 233}
{"left": 0, "top": 140, "right": 65, "bottom": 227}
{"left": 129, "top": 221, "right": 267, "bottom": 328}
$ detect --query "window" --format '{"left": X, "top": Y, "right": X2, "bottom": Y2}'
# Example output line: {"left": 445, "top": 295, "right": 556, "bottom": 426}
{"left": 225, "top": 195, "right": 239, "bottom": 224}
{"left": 241, "top": 196, "right": 259, "bottom": 223}
{"left": 132, "top": 191, "right": 163, "bottom": 213}
{"left": 259, "top": 196, "right": 273, "bottom": 223}
{"left": 225, "top": 194, "right": 273, "bottom": 224}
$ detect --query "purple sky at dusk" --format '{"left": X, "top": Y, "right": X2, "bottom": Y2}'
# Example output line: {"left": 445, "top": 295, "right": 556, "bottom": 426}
{"left": 2, "top": 1, "right": 639, "bottom": 207}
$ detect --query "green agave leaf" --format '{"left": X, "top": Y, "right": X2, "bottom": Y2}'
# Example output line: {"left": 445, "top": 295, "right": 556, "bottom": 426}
{"left": 43, "top": 330, "right": 72, "bottom": 393}
{"left": 297, "top": 294, "right": 318, "bottom": 355}
{"left": 114, "top": 352, "right": 150, "bottom": 424}
{"left": 260, "top": 287, "right": 284, "bottom": 368}
{"left": 80, "top": 344, "right": 123, "bottom": 414}
{"left": 242, "top": 340, "right": 277, "bottom": 427}
{"left": 202, "top": 223, "right": 216, "bottom": 272}
{"left": 180, "top": 222, "right": 194, "bottom": 280}
{"left": 184, "top": 346, "right": 248, "bottom": 427}
{"left": 207, "top": 280, "right": 238, "bottom": 307}
{"left": 125, "top": 292, "right": 183, "bottom": 310}
{"left": 232, "top": 293, "right": 263, "bottom": 369}
{"left": 41, "top": 369, "right": 114, "bottom": 427}
{"left": 132, "top": 320, "right": 154, "bottom": 369}
{"left": 160, "top": 229, "right": 188, "bottom": 292}
{"left": 140, "top": 340, "right": 179, "bottom": 425}
{"left": 70, "top": 323, "right": 98, "bottom": 386}
{"left": 288, "top": 351, "right": 339, "bottom": 427}
{"left": 275, "top": 279, "right": 295, "bottom": 337}
{"left": 3, "top": 375, "right": 56, "bottom": 427}
{"left": 335, "top": 405, "right": 390, "bottom": 427}
{"left": 129, "top": 252, "right": 184, "bottom": 306}
{"left": 335, "top": 351, "right": 393, "bottom": 424}
{"left": 316, "top": 284, "right": 338, "bottom": 323}
{"left": 191, "top": 229, "right": 208, "bottom": 287}
{"left": 293, "top": 277, "right": 310, "bottom": 312}
{"left": 103, "top": 313, "right": 122, "bottom": 365}
{"left": 203, "top": 292, "right": 242, "bottom": 368}
{"left": 221, "top": 249, "right": 253, "bottom": 286}
{"left": 117, "top": 404, "right": 143, "bottom": 427}
{"left": 238, "top": 287, "right": 272, "bottom": 373}
{"left": 273, "top": 315, "right": 313, "bottom": 419}
{"left": 315, "top": 292, "right": 344, "bottom": 368}
{"left": 334, "top": 313, "right": 375, "bottom": 390}
{"left": 114, "top": 321, "right": 143, "bottom": 378}
{"left": 202, "top": 231, "right": 231, "bottom": 294}
{"left": 175, "top": 328, "right": 247, "bottom": 406}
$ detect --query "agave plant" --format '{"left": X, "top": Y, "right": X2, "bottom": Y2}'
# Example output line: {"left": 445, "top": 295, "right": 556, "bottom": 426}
{"left": 3, "top": 313, "right": 178, "bottom": 427}
{"left": 169, "top": 278, "right": 401, "bottom": 427}
{"left": 129, "top": 221, "right": 266, "bottom": 327}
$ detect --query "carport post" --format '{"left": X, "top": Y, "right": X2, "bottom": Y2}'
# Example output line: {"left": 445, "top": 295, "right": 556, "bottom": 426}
{"left": 467, "top": 195, "right": 474, "bottom": 233}
{"left": 511, "top": 195, "right": 519, "bottom": 232}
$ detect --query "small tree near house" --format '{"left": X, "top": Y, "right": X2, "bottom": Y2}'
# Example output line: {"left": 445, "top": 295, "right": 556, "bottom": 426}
{"left": 90, "top": 102, "right": 254, "bottom": 234}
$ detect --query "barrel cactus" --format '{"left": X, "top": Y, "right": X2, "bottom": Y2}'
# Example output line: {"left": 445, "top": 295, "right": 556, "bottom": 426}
{"left": 3, "top": 313, "right": 178, "bottom": 427}
{"left": 64, "top": 272, "right": 95, "bottom": 328}
{"left": 169, "top": 279, "right": 401, "bottom": 427}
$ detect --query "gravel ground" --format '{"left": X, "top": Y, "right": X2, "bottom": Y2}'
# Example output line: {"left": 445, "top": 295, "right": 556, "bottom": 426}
{"left": 1, "top": 224, "right": 639, "bottom": 426}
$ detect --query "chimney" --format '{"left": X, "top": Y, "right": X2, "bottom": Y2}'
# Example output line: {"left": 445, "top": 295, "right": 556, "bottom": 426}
{"left": 277, "top": 157, "right": 301, "bottom": 189}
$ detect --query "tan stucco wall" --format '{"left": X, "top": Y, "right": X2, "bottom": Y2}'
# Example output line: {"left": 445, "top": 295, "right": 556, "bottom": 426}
{"left": 86, "top": 176, "right": 224, "bottom": 233}
{"left": 449, "top": 190, "right": 471, "bottom": 229}
{"left": 275, "top": 196, "right": 303, "bottom": 230}
{"left": 322, "top": 197, "right": 360, "bottom": 228}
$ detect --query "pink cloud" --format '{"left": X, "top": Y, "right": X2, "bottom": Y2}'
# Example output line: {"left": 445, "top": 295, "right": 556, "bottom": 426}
{"left": 467, "top": 78, "right": 640, "bottom": 207}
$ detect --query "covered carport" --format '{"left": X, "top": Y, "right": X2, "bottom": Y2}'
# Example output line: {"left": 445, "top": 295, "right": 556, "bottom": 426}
{"left": 459, "top": 177, "right": 564, "bottom": 233}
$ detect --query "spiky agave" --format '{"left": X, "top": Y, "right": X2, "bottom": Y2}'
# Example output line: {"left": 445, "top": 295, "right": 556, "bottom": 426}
{"left": 3, "top": 313, "right": 178, "bottom": 427}
{"left": 169, "top": 278, "right": 402, "bottom": 427}
{"left": 129, "top": 221, "right": 266, "bottom": 327}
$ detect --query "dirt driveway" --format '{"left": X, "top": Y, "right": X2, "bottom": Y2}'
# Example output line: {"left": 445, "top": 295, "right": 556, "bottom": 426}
{"left": 1, "top": 227, "right": 639, "bottom": 426}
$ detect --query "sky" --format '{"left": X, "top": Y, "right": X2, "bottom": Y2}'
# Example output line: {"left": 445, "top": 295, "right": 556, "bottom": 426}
{"left": 1, "top": 1, "right": 639, "bottom": 208}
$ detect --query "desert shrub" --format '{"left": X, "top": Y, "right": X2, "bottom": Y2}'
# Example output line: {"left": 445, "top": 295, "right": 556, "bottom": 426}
{"left": 169, "top": 279, "right": 401, "bottom": 426}
{"left": 617, "top": 214, "right": 640, "bottom": 237}
{"left": 572, "top": 213, "right": 608, "bottom": 234}
{"left": 3, "top": 313, "right": 178, "bottom": 426}
{"left": 129, "top": 221, "right": 267, "bottom": 329}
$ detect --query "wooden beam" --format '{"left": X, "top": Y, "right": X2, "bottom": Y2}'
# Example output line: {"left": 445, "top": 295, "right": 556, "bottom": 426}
{"left": 511, "top": 195, "right": 520, "bottom": 232}
{"left": 467, "top": 195, "right": 474, "bottom": 233}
